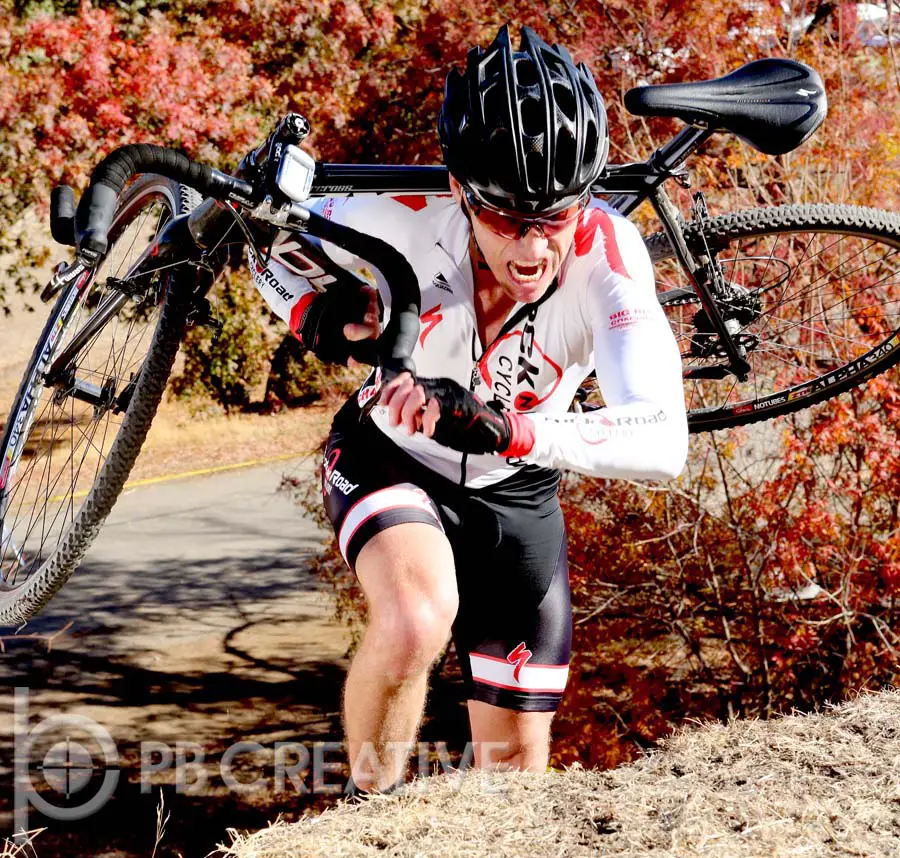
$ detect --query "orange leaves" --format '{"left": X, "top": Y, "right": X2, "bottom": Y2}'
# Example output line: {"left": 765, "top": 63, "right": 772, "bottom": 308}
{"left": 555, "top": 369, "right": 900, "bottom": 766}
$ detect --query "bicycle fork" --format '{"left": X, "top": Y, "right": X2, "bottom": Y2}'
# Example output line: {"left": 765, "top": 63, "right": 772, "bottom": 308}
{"left": 42, "top": 214, "right": 220, "bottom": 415}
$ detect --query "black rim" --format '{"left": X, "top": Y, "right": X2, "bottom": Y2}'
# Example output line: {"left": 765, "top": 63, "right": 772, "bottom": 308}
{"left": 655, "top": 226, "right": 900, "bottom": 430}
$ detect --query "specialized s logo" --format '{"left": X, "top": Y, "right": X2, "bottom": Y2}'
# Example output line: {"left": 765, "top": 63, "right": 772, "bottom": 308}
{"left": 506, "top": 642, "right": 533, "bottom": 684}
{"left": 419, "top": 305, "right": 443, "bottom": 347}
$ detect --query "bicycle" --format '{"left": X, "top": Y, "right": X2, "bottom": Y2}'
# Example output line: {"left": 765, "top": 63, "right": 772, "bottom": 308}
{"left": 1, "top": 57, "right": 899, "bottom": 627}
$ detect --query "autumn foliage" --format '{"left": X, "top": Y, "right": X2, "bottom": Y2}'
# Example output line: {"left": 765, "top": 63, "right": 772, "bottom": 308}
{"left": 3, "top": 0, "right": 900, "bottom": 765}
{"left": 554, "top": 377, "right": 900, "bottom": 767}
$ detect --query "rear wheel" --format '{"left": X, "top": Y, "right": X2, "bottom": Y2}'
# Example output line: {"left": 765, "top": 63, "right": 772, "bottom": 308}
{"left": 0, "top": 175, "right": 201, "bottom": 626}
{"left": 645, "top": 204, "right": 900, "bottom": 432}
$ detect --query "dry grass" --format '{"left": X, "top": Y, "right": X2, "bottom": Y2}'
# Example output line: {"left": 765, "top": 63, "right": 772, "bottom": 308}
{"left": 1, "top": 830, "right": 44, "bottom": 858}
{"left": 128, "top": 399, "right": 334, "bottom": 482}
{"left": 218, "top": 688, "right": 900, "bottom": 858}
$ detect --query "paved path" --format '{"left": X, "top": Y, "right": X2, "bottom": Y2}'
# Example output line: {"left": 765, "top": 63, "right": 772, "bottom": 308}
{"left": 11, "top": 455, "right": 336, "bottom": 643}
{"left": 0, "top": 457, "right": 352, "bottom": 857}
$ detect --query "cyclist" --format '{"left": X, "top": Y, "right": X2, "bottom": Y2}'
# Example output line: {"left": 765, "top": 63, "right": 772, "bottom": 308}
{"left": 251, "top": 24, "right": 688, "bottom": 792}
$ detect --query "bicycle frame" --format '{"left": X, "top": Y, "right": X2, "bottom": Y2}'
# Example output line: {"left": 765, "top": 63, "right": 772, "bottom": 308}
{"left": 47, "top": 123, "right": 747, "bottom": 396}
{"left": 281, "top": 124, "right": 752, "bottom": 380}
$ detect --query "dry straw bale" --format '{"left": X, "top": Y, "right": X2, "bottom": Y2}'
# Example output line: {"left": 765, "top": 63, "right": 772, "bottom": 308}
{"left": 219, "top": 688, "right": 900, "bottom": 858}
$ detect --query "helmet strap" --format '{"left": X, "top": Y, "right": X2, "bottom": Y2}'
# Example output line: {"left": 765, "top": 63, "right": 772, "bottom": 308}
{"left": 460, "top": 198, "right": 492, "bottom": 271}
{"left": 468, "top": 230, "right": 492, "bottom": 272}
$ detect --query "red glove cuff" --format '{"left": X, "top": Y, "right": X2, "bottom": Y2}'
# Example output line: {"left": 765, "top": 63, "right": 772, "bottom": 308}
{"left": 503, "top": 412, "right": 536, "bottom": 458}
{"left": 289, "top": 292, "right": 319, "bottom": 347}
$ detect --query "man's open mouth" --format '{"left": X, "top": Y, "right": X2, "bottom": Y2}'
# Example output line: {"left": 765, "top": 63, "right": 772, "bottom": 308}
{"left": 508, "top": 260, "right": 546, "bottom": 283}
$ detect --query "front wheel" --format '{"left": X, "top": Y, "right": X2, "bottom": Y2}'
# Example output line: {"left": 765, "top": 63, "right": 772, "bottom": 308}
{"left": 0, "top": 175, "right": 201, "bottom": 626}
{"left": 646, "top": 204, "right": 900, "bottom": 432}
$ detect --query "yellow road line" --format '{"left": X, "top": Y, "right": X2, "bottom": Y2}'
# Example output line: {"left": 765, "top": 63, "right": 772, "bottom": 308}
{"left": 49, "top": 451, "right": 313, "bottom": 504}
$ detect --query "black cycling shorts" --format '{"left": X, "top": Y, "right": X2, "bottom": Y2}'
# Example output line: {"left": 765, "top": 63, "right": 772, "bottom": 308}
{"left": 322, "top": 399, "right": 572, "bottom": 713}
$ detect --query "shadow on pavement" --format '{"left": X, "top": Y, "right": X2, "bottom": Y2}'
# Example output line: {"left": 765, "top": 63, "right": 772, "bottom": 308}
{"left": 0, "top": 541, "right": 356, "bottom": 857}
{"left": 0, "top": 474, "right": 472, "bottom": 857}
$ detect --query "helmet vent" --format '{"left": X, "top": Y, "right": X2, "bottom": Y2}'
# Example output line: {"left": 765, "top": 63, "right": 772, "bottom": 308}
{"left": 482, "top": 51, "right": 504, "bottom": 82}
{"left": 555, "top": 129, "right": 576, "bottom": 187}
{"left": 526, "top": 150, "right": 545, "bottom": 190}
{"left": 520, "top": 98, "right": 545, "bottom": 135}
{"left": 483, "top": 83, "right": 506, "bottom": 126}
{"left": 516, "top": 58, "right": 539, "bottom": 87}
{"left": 553, "top": 83, "right": 577, "bottom": 122}
{"left": 490, "top": 131, "right": 516, "bottom": 191}
{"left": 583, "top": 119, "right": 598, "bottom": 164}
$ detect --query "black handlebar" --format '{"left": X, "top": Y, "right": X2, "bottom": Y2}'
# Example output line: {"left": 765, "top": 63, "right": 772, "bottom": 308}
{"left": 72, "top": 144, "right": 255, "bottom": 262}
{"left": 301, "top": 211, "right": 419, "bottom": 376}
{"left": 60, "top": 141, "right": 421, "bottom": 378}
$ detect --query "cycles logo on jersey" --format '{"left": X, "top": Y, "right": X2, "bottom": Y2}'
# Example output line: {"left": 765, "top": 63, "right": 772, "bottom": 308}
{"left": 322, "top": 449, "right": 359, "bottom": 497}
{"left": 476, "top": 308, "right": 563, "bottom": 411}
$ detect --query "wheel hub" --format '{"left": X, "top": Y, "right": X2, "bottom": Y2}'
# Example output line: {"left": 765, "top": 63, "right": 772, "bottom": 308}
{"left": 689, "top": 285, "right": 762, "bottom": 359}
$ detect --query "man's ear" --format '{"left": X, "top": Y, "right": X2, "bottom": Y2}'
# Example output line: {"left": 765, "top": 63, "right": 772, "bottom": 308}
{"left": 448, "top": 174, "right": 464, "bottom": 205}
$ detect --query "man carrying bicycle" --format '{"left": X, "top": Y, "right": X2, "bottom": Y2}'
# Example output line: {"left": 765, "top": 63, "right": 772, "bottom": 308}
{"left": 252, "top": 25, "right": 688, "bottom": 792}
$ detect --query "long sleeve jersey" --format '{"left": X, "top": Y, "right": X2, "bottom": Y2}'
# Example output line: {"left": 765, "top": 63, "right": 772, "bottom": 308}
{"left": 250, "top": 194, "right": 688, "bottom": 489}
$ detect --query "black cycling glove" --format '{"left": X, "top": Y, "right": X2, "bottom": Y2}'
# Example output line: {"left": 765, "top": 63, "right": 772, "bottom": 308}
{"left": 295, "top": 283, "right": 373, "bottom": 365}
{"left": 419, "top": 377, "right": 511, "bottom": 455}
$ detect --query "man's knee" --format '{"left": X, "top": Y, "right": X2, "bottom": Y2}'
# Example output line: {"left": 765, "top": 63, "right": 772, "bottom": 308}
{"left": 356, "top": 526, "right": 459, "bottom": 684}
{"left": 468, "top": 702, "right": 554, "bottom": 771}
{"left": 475, "top": 739, "right": 547, "bottom": 771}
{"left": 367, "top": 598, "right": 456, "bottom": 683}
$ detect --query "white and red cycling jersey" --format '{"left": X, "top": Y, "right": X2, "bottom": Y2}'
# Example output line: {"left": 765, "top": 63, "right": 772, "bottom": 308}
{"left": 250, "top": 194, "right": 688, "bottom": 489}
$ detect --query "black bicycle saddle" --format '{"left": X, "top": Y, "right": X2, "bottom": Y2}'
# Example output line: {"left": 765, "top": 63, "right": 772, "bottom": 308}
{"left": 624, "top": 58, "right": 827, "bottom": 155}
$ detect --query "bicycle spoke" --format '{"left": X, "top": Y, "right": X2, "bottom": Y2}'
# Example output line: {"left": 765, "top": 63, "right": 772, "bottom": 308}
{"left": 661, "top": 214, "right": 900, "bottom": 423}
{"left": 0, "top": 188, "right": 178, "bottom": 600}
